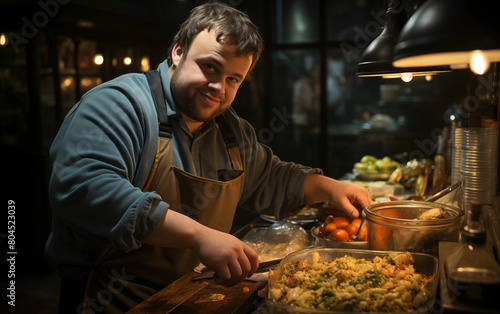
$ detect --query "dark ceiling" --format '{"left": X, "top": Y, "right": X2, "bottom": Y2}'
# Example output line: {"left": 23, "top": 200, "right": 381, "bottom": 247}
{"left": 0, "top": 0, "right": 208, "bottom": 43}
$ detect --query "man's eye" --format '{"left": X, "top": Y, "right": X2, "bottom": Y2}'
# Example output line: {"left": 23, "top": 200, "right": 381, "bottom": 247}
{"left": 204, "top": 64, "right": 216, "bottom": 71}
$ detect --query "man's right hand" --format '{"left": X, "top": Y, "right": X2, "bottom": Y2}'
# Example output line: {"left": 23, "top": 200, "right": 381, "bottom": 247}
{"left": 191, "top": 228, "right": 259, "bottom": 286}
{"left": 142, "top": 209, "right": 259, "bottom": 286}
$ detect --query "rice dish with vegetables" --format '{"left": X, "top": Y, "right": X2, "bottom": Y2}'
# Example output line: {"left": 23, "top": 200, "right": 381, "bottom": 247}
{"left": 269, "top": 252, "right": 434, "bottom": 312}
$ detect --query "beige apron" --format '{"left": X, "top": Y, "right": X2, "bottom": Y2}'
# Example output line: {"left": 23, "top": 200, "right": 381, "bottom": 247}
{"left": 81, "top": 71, "right": 244, "bottom": 313}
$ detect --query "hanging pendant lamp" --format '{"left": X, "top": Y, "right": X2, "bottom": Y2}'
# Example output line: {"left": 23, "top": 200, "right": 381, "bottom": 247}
{"left": 356, "top": 0, "right": 449, "bottom": 79}
{"left": 393, "top": 0, "right": 500, "bottom": 75}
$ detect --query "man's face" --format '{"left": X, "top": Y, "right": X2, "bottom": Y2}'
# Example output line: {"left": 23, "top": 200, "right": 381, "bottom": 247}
{"left": 169, "top": 29, "right": 252, "bottom": 127}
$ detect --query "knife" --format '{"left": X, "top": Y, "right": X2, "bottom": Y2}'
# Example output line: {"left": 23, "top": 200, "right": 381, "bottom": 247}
{"left": 191, "top": 258, "right": 282, "bottom": 281}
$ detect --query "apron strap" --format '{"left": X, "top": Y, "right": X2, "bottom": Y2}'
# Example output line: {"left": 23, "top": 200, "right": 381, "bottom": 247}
{"left": 144, "top": 70, "right": 243, "bottom": 171}
{"left": 145, "top": 70, "right": 172, "bottom": 138}
{"left": 215, "top": 115, "right": 243, "bottom": 171}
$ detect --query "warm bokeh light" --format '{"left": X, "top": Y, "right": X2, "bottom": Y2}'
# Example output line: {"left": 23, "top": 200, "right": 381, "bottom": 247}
{"left": 61, "top": 77, "right": 74, "bottom": 89}
{"left": 81, "top": 78, "right": 92, "bottom": 87}
{"left": 0, "top": 33, "right": 7, "bottom": 46}
{"left": 94, "top": 54, "right": 104, "bottom": 65}
{"left": 123, "top": 57, "right": 132, "bottom": 66}
{"left": 141, "top": 56, "right": 150, "bottom": 72}
{"left": 469, "top": 50, "right": 490, "bottom": 75}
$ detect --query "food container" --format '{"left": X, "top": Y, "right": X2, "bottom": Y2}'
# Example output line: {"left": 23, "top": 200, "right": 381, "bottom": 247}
{"left": 365, "top": 201, "right": 463, "bottom": 256}
{"left": 266, "top": 247, "right": 439, "bottom": 313}
{"left": 240, "top": 222, "right": 315, "bottom": 262}
{"left": 310, "top": 226, "right": 368, "bottom": 249}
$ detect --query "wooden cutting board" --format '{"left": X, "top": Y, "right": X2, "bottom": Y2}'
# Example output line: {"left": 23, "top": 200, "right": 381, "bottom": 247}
{"left": 127, "top": 271, "right": 268, "bottom": 313}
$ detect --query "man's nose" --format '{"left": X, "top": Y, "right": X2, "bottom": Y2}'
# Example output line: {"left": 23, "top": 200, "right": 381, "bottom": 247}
{"left": 208, "top": 77, "right": 225, "bottom": 93}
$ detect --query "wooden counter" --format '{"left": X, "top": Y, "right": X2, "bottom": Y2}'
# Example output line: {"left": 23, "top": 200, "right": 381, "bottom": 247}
{"left": 127, "top": 270, "right": 268, "bottom": 313}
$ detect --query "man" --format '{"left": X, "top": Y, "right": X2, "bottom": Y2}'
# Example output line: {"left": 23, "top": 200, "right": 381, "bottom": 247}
{"left": 46, "top": 2, "right": 372, "bottom": 313}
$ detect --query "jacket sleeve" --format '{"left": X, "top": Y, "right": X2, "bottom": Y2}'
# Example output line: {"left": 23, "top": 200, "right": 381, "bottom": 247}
{"left": 49, "top": 76, "right": 167, "bottom": 252}
{"left": 230, "top": 111, "right": 322, "bottom": 219}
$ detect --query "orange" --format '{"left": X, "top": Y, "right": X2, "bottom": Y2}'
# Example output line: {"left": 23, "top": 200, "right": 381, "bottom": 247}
{"left": 358, "top": 225, "right": 367, "bottom": 241}
{"left": 325, "top": 222, "right": 337, "bottom": 233}
{"left": 350, "top": 218, "right": 362, "bottom": 228}
{"left": 329, "top": 229, "right": 350, "bottom": 242}
{"left": 333, "top": 217, "right": 350, "bottom": 229}
{"left": 344, "top": 223, "right": 359, "bottom": 237}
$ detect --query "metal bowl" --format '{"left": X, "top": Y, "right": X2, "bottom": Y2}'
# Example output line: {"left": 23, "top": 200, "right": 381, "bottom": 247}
{"left": 365, "top": 201, "right": 463, "bottom": 256}
{"left": 310, "top": 226, "right": 368, "bottom": 249}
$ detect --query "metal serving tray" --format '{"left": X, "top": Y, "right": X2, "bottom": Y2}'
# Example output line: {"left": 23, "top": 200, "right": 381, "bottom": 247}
{"left": 266, "top": 247, "right": 439, "bottom": 314}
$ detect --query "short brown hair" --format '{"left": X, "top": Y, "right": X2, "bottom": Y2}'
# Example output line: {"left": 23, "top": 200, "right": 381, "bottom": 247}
{"left": 167, "top": 1, "right": 264, "bottom": 72}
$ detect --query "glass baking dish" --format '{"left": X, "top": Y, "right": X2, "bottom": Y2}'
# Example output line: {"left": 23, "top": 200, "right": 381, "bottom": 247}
{"left": 266, "top": 247, "right": 439, "bottom": 313}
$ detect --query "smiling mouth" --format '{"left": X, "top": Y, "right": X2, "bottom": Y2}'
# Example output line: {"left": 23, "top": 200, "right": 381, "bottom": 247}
{"left": 199, "top": 92, "right": 221, "bottom": 106}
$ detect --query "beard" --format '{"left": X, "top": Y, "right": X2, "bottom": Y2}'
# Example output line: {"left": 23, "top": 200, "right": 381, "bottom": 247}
{"left": 170, "top": 60, "right": 226, "bottom": 123}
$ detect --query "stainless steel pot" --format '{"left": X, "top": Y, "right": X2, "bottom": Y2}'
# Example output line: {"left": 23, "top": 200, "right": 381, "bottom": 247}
{"left": 365, "top": 201, "right": 463, "bottom": 256}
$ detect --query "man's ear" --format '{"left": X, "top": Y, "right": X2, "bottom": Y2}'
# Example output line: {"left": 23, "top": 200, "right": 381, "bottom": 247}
{"left": 171, "top": 42, "right": 183, "bottom": 67}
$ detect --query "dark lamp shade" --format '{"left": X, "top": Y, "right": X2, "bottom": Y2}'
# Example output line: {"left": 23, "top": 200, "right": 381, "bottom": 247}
{"left": 393, "top": 0, "right": 500, "bottom": 68}
{"left": 357, "top": 27, "right": 420, "bottom": 76}
{"left": 357, "top": 2, "right": 449, "bottom": 77}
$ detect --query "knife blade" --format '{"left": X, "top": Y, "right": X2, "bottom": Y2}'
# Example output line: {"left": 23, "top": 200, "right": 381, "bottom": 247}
{"left": 191, "top": 258, "right": 282, "bottom": 281}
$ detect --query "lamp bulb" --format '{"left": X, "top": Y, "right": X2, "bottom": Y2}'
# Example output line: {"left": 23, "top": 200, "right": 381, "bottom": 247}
{"left": 470, "top": 50, "right": 490, "bottom": 75}
{"left": 401, "top": 72, "right": 413, "bottom": 82}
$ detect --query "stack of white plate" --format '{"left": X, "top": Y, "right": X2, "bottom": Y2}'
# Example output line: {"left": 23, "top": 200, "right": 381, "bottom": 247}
{"left": 458, "top": 128, "right": 498, "bottom": 208}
